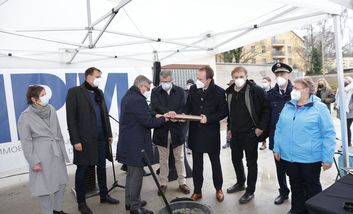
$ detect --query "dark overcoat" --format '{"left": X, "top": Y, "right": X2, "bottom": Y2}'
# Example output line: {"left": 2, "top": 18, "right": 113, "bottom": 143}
{"left": 185, "top": 80, "right": 228, "bottom": 153}
{"left": 66, "top": 84, "right": 113, "bottom": 165}
{"left": 117, "top": 86, "right": 165, "bottom": 167}
{"left": 151, "top": 85, "right": 186, "bottom": 148}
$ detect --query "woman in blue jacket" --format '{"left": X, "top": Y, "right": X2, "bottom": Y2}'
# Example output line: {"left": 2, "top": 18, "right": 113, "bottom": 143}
{"left": 273, "top": 77, "right": 336, "bottom": 214}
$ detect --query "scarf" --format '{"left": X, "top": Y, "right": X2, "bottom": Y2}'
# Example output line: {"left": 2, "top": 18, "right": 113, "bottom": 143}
{"left": 84, "top": 81, "right": 103, "bottom": 105}
{"left": 30, "top": 104, "right": 51, "bottom": 126}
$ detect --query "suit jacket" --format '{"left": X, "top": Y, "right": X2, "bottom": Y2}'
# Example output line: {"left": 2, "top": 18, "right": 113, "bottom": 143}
{"left": 117, "top": 86, "right": 165, "bottom": 167}
{"left": 184, "top": 80, "right": 228, "bottom": 153}
{"left": 18, "top": 105, "right": 69, "bottom": 196}
{"left": 151, "top": 85, "right": 186, "bottom": 148}
{"left": 66, "top": 84, "right": 113, "bottom": 165}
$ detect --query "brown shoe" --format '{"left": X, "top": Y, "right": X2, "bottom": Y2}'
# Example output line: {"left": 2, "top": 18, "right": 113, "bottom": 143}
{"left": 179, "top": 184, "right": 191, "bottom": 194}
{"left": 191, "top": 193, "right": 202, "bottom": 201}
{"left": 216, "top": 190, "right": 224, "bottom": 202}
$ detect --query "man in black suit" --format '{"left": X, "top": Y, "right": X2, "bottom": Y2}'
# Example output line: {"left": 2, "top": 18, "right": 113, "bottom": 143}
{"left": 66, "top": 67, "right": 119, "bottom": 214}
{"left": 185, "top": 66, "right": 228, "bottom": 202}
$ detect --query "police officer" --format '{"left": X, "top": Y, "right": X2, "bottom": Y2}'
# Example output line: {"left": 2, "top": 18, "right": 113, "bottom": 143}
{"left": 267, "top": 62, "right": 293, "bottom": 205}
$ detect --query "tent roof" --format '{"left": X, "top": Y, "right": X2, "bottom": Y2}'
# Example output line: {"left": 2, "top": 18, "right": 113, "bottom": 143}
{"left": 0, "top": 0, "right": 351, "bottom": 68}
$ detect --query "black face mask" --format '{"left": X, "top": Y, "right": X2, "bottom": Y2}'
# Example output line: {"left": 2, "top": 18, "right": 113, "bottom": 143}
{"left": 318, "top": 84, "right": 324, "bottom": 88}
{"left": 345, "top": 82, "right": 349, "bottom": 87}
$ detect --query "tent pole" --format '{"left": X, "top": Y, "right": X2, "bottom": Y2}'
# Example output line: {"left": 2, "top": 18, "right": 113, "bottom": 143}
{"left": 0, "top": 29, "right": 89, "bottom": 48}
{"left": 333, "top": 14, "right": 349, "bottom": 172}
{"left": 86, "top": 0, "right": 93, "bottom": 46}
{"left": 89, "top": 0, "right": 132, "bottom": 28}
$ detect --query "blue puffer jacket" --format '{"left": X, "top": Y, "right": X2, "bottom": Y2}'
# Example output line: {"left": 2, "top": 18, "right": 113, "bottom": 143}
{"left": 273, "top": 95, "right": 336, "bottom": 164}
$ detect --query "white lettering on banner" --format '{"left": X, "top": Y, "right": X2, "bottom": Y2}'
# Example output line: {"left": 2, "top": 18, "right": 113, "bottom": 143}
{"left": 0, "top": 68, "right": 152, "bottom": 177}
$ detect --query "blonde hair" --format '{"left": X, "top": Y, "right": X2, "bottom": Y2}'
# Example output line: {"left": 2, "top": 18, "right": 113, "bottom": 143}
{"left": 294, "top": 77, "right": 316, "bottom": 95}
{"left": 317, "top": 78, "right": 331, "bottom": 90}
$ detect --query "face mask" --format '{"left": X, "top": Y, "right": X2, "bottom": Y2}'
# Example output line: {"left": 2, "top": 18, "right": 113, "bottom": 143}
{"left": 186, "top": 84, "right": 192, "bottom": 90}
{"left": 262, "top": 82, "right": 270, "bottom": 89}
{"left": 276, "top": 76, "right": 287, "bottom": 87}
{"left": 161, "top": 82, "right": 172, "bottom": 91}
{"left": 39, "top": 94, "right": 50, "bottom": 106}
{"left": 318, "top": 84, "right": 324, "bottom": 89}
{"left": 290, "top": 89, "right": 301, "bottom": 101}
{"left": 93, "top": 77, "right": 102, "bottom": 87}
{"left": 345, "top": 82, "right": 349, "bottom": 87}
{"left": 143, "top": 90, "right": 151, "bottom": 99}
{"left": 234, "top": 78, "right": 246, "bottom": 88}
{"left": 196, "top": 79, "right": 205, "bottom": 89}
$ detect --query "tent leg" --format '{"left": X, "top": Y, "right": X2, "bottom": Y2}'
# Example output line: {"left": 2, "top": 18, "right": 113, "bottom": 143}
{"left": 333, "top": 14, "right": 350, "bottom": 173}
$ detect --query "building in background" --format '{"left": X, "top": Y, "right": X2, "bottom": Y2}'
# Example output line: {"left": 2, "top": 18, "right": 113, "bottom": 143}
{"left": 160, "top": 64, "right": 206, "bottom": 88}
{"left": 216, "top": 31, "right": 305, "bottom": 71}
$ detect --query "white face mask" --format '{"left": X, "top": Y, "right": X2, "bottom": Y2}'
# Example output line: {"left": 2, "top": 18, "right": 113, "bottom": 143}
{"left": 143, "top": 90, "right": 151, "bottom": 99}
{"left": 234, "top": 78, "right": 246, "bottom": 88}
{"left": 196, "top": 79, "right": 205, "bottom": 89}
{"left": 39, "top": 94, "right": 50, "bottom": 106}
{"left": 291, "top": 89, "right": 301, "bottom": 101}
{"left": 276, "top": 76, "right": 287, "bottom": 87}
{"left": 161, "top": 82, "right": 172, "bottom": 91}
{"left": 186, "top": 84, "right": 192, "bottom": 90}
{"left": 93, "top": 77, "right": 102, "bottom": 87}
{"left": 262, "top": 82, "right": 270, "bottom": 89}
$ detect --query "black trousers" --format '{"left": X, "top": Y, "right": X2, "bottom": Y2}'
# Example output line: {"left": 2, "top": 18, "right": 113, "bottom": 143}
{"left": 192, "top": 151, "right": 223, "bottom": 194}
{"left": 282, "top": 160, "right": 322, "bottom": 214}
{"left": 347, "top": 118, "right": 353, "bottom": 147}
{"left": 274, "top": 157, "right": 290, "bottom": 196}
{"left": 75, "top": 139, "right": 108, "bottom": 203}
{"left": 230, "top": 131, "right": 258, "bottom": 193}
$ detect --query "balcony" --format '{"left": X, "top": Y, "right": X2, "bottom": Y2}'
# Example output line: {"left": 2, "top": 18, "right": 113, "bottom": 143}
{"left": 272, "top": 50, "right": 286, "bottom": 59}
{"left": 272, "top": 39, "right": 285, "bottom": 47}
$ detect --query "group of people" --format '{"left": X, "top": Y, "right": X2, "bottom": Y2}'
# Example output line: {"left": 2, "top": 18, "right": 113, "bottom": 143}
{"left": 18, "top": 63, "right": 338, "bottom": 214}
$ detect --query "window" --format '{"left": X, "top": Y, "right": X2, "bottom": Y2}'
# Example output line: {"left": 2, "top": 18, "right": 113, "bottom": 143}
{"left": 288, "top": 58, "right": 292, "bottom": 65}
{"left": 288, "top": 46, "right": 292, "bottom": 54}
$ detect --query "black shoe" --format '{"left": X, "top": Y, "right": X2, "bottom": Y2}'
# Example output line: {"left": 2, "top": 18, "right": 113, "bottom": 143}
{"left": 227, "top": 183, "right": 245, "bottom": 193}
{"left": 126, "top": 201, "right": 147, "bottom": 210}
{"left": 78, "top": 203, "right": 92, "bottom": 214}
{"left": 157, "top": 185, "right": 167, "bottom": 196}
{"left": 53, "top": 211, "right": 68, "bottom": 214}
{"left": 100, "top": 195, "right": 120, "bottom": 204}
{"left": 239, "top": 191, "right": 254, "bottom": 204}
{"left": 130, "top": 207, "right": 153, "bottom": 214}
{"left": 274, "top": 194, "right": 289, "bottom": 205}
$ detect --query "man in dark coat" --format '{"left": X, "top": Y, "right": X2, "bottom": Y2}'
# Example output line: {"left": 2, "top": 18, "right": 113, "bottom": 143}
{"left": 66, "top": 67, "right": 119, "bottom": 214}
{"left": 117, "top": 75, "right": 167, "bottom": 214}
{"left": 185, "top": 66, "right": 228, "bottom": 202}
{"left": 151, "top": 70, "right": 190, "bottom": 195}
{"left": 226, "top": 66, "right": 270, "bottom": 204}
{"left": 267, "top": 62, "right": 293, "bottom": 205}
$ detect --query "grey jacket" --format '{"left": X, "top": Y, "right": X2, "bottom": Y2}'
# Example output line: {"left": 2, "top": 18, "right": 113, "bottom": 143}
{"left": 18, "top": 105, "right": 69, "bottom": 196}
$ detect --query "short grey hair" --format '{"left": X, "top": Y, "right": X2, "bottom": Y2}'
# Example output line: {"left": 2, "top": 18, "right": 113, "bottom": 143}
{"left": 160, "top": 70, "right": 172, "bottom": 78}
{"left": 134, "top": 75, "right": 152, "bottom": 87}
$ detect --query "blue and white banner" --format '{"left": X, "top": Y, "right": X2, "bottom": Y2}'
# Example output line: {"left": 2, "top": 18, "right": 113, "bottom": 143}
{"left": 0, "top": 68, "right": 151, "bottom": 177}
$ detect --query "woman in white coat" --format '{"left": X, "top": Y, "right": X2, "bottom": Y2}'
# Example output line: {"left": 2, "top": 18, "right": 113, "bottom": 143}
{"left": 18, "top": 85, "right": 70, "bottom": 214}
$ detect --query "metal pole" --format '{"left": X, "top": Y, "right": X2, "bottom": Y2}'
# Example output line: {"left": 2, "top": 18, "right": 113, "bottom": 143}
{"left": 86, "top": 0, "right": 93, "bottom": 46}
{"left": 333, "top": 14, "right": 349, "bottom": 171}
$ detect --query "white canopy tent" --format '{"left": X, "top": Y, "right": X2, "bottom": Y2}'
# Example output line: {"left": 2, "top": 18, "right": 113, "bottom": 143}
{"left": 0, "top": 0, "right": 352, "bottom": 170}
